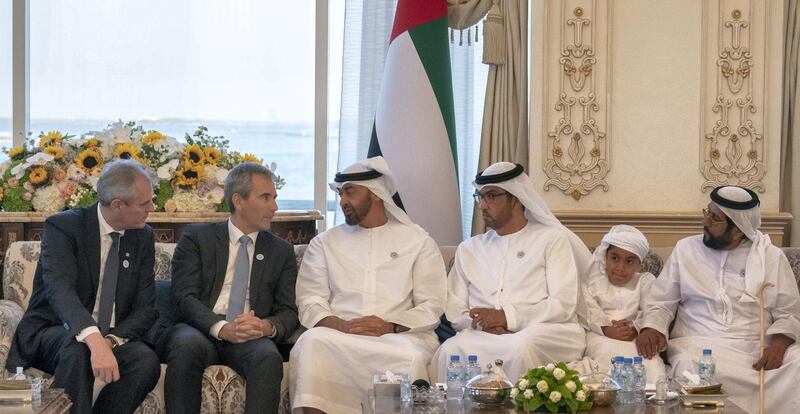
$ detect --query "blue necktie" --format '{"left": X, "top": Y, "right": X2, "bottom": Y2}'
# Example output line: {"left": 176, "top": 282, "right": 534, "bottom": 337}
{"left": 97, "top": 232, "right": 120, "bottom": 335}
{"left": 226, "top": 235, "right": 251, "bottom": 322}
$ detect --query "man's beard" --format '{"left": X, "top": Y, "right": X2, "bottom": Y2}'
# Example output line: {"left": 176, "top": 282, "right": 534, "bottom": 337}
{"left": 703, "top": 225, "right": 734, "bottom": 250}
{"left": 343, "top": 198, "right": 372, "bottom": 225}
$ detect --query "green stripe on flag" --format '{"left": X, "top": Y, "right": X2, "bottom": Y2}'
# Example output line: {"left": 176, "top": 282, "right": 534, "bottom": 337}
{"left": 408, "top": 16, "right": 458, "bottom": 172}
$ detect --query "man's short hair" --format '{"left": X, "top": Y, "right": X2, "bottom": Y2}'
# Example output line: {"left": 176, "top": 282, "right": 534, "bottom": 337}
{"left": 224, "top": 162, "right": 275, "bottom": 213}
{"left": 96, "top": 160, "right": 156, "bottom": 206}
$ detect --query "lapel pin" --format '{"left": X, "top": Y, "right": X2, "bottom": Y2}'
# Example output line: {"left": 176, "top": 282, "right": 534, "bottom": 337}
{"left": 517, "top": 251, "right": 525, "bottom": 258}
{"left": 256, "top": 253, "right": 265, "bottom": 261}
{"left": 125, "top": 252, "right": 130, "bottom": 257}
{"left": 390, "top": 252, "right": 398, "bottom": 259}
{"left": 122, "top": 259, "right": 130, "bottom": 269}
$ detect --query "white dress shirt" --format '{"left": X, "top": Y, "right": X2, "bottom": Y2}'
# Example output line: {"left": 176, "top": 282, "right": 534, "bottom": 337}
{"left": 75, "top": 205, "right": 125, "bottom": 342}
{"left": 209, "top": 220, "right": 259, "bottom": 339}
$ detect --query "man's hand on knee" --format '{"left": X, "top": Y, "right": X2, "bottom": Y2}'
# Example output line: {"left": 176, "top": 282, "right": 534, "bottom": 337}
{"left": 85, "top": 332, "right": 120, "bottom": 383}
{"left": 635, "top": 328, "right": 666, "bottom": 359}
{"left": 753, "top": 333, "right": 794, "bottom": 371}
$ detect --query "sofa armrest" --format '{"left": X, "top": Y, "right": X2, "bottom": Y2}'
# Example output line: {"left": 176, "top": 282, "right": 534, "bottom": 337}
{"left": 0, "top": 300, "right": 25, "bottom": 370}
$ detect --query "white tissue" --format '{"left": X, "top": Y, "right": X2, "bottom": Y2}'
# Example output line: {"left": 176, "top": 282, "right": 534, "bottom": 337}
{"left": 682, "top": 370, "right": 701, "bottom": 385}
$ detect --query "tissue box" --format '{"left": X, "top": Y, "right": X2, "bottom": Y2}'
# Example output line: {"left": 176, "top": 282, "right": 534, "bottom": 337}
{"left": 372, "top": 373, "right": 406, "bottom": 397}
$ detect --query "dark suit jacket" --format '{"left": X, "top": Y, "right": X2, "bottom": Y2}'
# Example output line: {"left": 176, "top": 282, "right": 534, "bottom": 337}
{"left": 169, "top": 222, "right": 299, "bottom": 343}
{"left": 6, "top": 204, "right": 158, "bottom": 369}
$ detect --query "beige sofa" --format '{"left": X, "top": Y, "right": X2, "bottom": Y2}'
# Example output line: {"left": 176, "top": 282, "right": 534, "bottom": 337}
{"left": 0, "top": 240, "right": 797, "bottom": 413}
{"left": 0, "top": 242, "right": 455, "bottom": 414}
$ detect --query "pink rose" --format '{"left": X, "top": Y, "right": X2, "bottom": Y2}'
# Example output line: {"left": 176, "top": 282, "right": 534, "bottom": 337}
{"left": 164, "top": 199, "right": 177, "bottom": 213}
{"left": 52, "top": 167, "right": 66, "bottom": 182}
{"left": 7, "top": 178, "right": 18, "bottom": 188}
{"left": 23, "top": 182, "right": 34, "bottom": 192}
{"left": 21, "top": 192, "right": 32, "bottom": 201}
{"left": 58, "top": 182, "right": 77, "bottom": 200}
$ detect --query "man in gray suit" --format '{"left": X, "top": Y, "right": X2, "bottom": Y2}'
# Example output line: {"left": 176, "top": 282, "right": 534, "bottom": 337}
{"left": 159, "top": 162, "right": 299, "bottom": 413}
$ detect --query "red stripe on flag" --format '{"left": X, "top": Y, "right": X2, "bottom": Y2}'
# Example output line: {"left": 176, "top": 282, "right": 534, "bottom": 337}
{"left": 390, "top": 0, "right": 447, "bottom": 42}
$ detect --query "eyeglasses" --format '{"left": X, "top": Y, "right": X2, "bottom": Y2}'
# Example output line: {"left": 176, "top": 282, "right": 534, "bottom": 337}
{"left": 472, "top": 191, "right": 511, "bottom": 204}
{"left": 701, "top": 208, "right": 728, "bottom": 226}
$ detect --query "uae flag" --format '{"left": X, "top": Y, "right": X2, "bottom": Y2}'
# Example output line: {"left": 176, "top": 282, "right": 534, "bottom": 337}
{"left": 368, "top": 0, "right": 463, "bottom": 245}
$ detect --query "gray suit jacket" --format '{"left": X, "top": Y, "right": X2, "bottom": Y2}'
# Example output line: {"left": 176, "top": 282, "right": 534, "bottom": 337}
{"left": 170, "top": 222, "right": 299, "bottom": 343}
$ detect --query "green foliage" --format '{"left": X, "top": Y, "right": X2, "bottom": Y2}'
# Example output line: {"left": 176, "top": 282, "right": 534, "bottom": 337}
{"left": 3, "top": 187, "right": 32, "bottom": 212}
{"left": 154, "top": 180, "right": 174, "bottom": 211}
{"left": 185, "top": 126, "right": 230, "bottom": 152}
{"left": 72, "top": 189, "right": 97, "bottom": 209}
{"left": 513, "top": 362, "right": 592, "bottom": 413}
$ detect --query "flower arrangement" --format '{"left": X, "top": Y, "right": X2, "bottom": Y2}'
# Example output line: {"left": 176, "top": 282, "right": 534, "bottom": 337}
{"left": 510, "top": 362, "right": 592, "bottom": 413}
{"left": 0, "top": 120, "right": 284, "bottom": 213}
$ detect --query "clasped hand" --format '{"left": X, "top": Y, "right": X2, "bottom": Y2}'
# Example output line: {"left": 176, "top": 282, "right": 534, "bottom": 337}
{"left": 219, "top": 311, "right": 272, "bottom": 343}
{"left": 470, "top": 307, "right": 509, "bottom": 335}
{"left": 602, "top": 319, "right": 638, "bottom": 341}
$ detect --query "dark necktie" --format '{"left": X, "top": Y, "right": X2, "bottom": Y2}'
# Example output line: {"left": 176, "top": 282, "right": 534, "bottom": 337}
{"left": 97, "top": 232, "right": 120, "bottom": 335}
{"left": 226, "top": 235, "right": 251, "bottom": 322}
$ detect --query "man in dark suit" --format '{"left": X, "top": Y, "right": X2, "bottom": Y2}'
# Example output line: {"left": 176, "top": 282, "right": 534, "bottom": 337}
{"left": 6, "top": 159, "right": 161, "bottom": 414}
{"left": 159, "top": 162, "right": 299, "bottom": 413}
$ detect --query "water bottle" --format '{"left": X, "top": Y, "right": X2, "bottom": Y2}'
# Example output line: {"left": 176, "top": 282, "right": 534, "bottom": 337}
{"left": 619, "top": 358, "right": 635, "bottom": 405}
{"left": 611, "top": 356, "right": 624, "bottom": 387}
{"left": 698, "top": 349, "right": 716, "bottom": 382}
{"left": 13, "top": 367, "right": 26, "bottom": 380}
{"left": 446, "top": 355, "right": 464, "bottom": 400}
{"left": 465, "top": 355, "right": 481, "bottom": 382}
{"left": 633, "top": 356, "right": 646, "bottom": 404}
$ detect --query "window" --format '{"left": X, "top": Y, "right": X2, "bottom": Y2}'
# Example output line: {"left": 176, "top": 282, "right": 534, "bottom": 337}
{"left": 29, "top": 1, "right": 315, "bottom": 208}
{"left": 0, "top": 1, "right": 11, "bottom": 160}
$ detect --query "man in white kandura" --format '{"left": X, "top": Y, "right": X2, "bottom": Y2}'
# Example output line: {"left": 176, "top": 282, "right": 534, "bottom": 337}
{"left": 429, "top": 162, "right": 592, "bottom": 383}
{"left": 290, "top": 156, "right": 446, "bottom": 414}
{"left": 579, "top": 225, "right": 666, "bottom": 380}
{"left": 636, "top": 185, "right": 800, "bottom": 413}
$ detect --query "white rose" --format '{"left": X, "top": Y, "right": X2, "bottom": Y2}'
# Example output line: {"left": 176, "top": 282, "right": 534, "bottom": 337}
{"left": 545, "top": 363, "right": 555, "bottom": 372}
{"left": 215, "top": 167, "right": 229, "bottom": 186}
{"left": 509, "top": 388, "right": 519, "bottom": 398}
{"left": 565, "top": 380, "right": 576, "bottom": 392}
{"left": 549, "top": 391, "right": 562, "bottom": 403}
{"left": 518, "top": 379, "right": 529, "bottom": 391}
{"left": 575, "top": 390, "right": 586, "bottom": 402}
{"left": 536, "top": 380, "right": 548, "bottom": 393}
{"left": 553, "top": 368, "right": 566, "bottom": 380}
{"left": 523, "top": 389, "right": 534, "bottom": 399}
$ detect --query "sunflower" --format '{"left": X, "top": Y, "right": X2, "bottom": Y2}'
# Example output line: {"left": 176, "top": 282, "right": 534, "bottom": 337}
{"left": 7, "top": 145, "right": 25, "bottom": 160}
{"left": 114, "top": 143, "right": 141, "bottom": 161}
{"left": 242, "top": 153, "right": 262, "bottom": 163}
{"left": 43, "top": 145, "right": 64, "bottom": 160}
{"left": 175, "top": 164, "right": 205, "bottom": 188}
{"left": 84, "top": 138, "right": 100, "bottom": 148}
{"left": 75, "top": 148, "right": 104, "bottom": 172}
{"left": 204, "top": 147, "right": 222, "bottom": 164}
{"left": 38, "top": 131, "right": 63, "bottom": 148}
{"left": 28, "top": 167, "right": 48, "bottom": 186}
{"left": 141, "top": 131, "right": 166, "bottom": 145}
{"left": 184, "top": 144, "right": 206, "bottom": 166}
{"left": 0, "top": 186, "right": 4, "bottom": 201}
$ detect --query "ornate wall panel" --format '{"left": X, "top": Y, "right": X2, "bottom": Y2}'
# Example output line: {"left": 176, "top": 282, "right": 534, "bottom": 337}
{"left": 542, "top": 0, "right": 611, "bottom": 201}
{"left": 701, "top": 0, "right": 768, "bottom": 192}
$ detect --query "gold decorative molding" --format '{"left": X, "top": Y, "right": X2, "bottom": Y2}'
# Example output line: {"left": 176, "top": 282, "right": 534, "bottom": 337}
{"left": 701, "top": 1, "right": 766, "bottom": 192}
{"left": 543, "top": 1, "right": 609, "bottom": 201}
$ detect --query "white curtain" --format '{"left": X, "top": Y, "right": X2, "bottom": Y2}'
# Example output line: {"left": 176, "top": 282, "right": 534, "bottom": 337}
{"left": 333, "top": 0, "right": 486, "bottom": 240}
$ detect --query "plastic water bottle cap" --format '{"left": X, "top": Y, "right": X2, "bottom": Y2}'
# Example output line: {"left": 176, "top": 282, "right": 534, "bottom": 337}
{"left": 634, "top": 356, "right": 643, "bottom": 363}
{"left": 450, "top": 355, "right": 460, "bottom": 361}
{"left": 615, "top": 356, "right": 624, "bottom": 362}
{"left": 468, "top": 355, "right": 477, "bottom": 362}
{"left": 624, "top": 358, "right": 633, "bottom": 364}
{"left": 703, "top": 349, "right": 712, "bottom": 355}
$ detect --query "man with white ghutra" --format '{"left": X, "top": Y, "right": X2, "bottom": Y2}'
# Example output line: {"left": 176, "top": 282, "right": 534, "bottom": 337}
{"left": 290, "top": 156, "right": 446, "bottom": 414}
{"left": 429, "top": 162, "right": 593, "bottom": 383}
{"left": 636, "top": 185, "right": 800, "bottom": 413}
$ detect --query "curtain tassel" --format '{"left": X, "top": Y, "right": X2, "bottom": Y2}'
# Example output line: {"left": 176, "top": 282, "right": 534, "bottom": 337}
{"left": 482, "top": 0, "right": 505, "bottom": 65}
